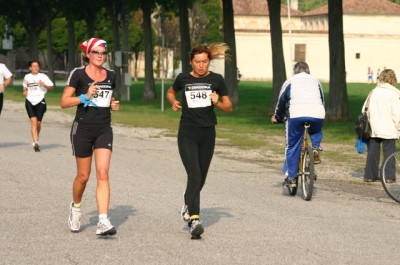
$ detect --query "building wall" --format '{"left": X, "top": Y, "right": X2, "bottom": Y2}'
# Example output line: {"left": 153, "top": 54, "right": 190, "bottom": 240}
{"left": 235, "top": 13, "right": 400, "bottom": 83}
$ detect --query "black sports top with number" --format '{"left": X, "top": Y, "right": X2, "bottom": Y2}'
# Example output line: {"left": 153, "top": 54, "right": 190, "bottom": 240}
{"left": 66, "top": 66, "right": 116, "bottom": 124}
{"left": 172, "top": 71, "right": 229, "bottom": 127}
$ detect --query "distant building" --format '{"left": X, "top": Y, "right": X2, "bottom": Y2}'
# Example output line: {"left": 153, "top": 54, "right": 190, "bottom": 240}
{"left": 233, "top": 0, "right": 400, "bottom": 83}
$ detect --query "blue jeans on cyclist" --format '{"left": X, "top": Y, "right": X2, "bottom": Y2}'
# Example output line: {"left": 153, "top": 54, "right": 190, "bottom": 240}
{"left": 282, "top": 117, "right": 324, "bottom": 186}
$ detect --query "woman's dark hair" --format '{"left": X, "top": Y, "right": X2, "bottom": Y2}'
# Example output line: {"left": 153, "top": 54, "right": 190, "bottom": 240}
{"left": 189, "top": 43, "right": 230, "bottom": 62}
{"left": 28, "top": 60, "right": 40, "bottom": 67}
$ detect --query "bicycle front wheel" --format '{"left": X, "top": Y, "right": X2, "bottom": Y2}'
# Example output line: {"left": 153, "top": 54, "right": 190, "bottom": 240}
{"left": 301, "top": 146, "right": 315, "bottom": 201}
{"left": 381, "top": 150, "right": 400, "bottom": 203}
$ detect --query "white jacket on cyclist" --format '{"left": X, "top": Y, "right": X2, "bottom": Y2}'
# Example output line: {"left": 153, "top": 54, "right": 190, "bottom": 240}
{"left": 274, "top": 72, "right": 325, "bottom": 121}
{"left": 362, "top": 83, "right": 400, "bottom": 139}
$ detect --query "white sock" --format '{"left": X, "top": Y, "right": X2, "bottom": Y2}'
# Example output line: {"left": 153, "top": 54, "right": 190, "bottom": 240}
{"left": 99, "top": 214, "right": 108, "bottom": 220}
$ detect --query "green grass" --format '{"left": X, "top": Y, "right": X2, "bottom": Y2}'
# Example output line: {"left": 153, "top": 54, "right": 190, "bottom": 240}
{"left": 5, "top": 79, "right": 373, "bottom": 150}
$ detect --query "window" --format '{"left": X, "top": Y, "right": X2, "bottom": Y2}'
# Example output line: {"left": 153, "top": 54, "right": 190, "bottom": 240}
{"left": 294, "top": 44, "right": 306, "bottom": 62}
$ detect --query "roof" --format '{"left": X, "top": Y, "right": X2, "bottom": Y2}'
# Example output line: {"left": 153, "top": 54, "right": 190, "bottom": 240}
{"left": 303, "top": 0, "right": 400, "bottom": 16}
{"left": 233, "top": 0, "right": 303, "bottom": 16}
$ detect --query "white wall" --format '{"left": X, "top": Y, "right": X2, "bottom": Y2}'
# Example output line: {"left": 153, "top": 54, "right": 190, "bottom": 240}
{"left": 235, "top": 13, "right": 400, "bottom": 83}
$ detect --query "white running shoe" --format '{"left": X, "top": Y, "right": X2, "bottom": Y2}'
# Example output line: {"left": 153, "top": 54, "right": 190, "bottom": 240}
{"left": 189, "top": 219, "right": 204, "bottom": 238}
{"left": 33, "top": 142, "right": 40, "bottom": 152}
{"left": 68, "top": 202, "right": 82, "bottom": 232}
{"left": 96, "top": 218, "right": 117, "bottom": 236}
{"left": 181, "top": 205, "right": 190, "bottom": 222}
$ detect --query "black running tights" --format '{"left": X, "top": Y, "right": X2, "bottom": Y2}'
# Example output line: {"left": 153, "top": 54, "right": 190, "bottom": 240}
{"left": 178, "top": 125, "right": 215, "bottom": 217}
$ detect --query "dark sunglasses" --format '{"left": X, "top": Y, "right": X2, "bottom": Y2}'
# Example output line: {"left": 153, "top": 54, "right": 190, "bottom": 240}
{"left": 90, "top": 50, "right": 107, "bottom": 55}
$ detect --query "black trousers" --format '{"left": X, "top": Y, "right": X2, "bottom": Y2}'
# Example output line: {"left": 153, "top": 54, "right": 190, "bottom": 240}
{"left": 178, "top": 125, "right": 215, "bottom": 217}
{"left": 364, "top": 137, "right": 395, "bottom": 181}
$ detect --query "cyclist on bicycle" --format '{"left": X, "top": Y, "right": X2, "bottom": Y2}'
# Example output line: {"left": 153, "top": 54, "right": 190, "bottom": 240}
{"left": 271, "top": 61, "right": 325, "bottom": 188}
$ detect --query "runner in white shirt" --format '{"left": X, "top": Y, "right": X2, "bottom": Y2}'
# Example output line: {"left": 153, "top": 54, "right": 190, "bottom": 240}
{"left": 0, "top": 63, "right": 13, "bottom": 115}
{"left": 22, "top": 60, "right": 54, "bottom": 152}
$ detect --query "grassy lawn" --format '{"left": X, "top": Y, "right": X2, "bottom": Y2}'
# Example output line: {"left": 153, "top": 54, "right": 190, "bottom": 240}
{"left": 5, "top": 78, "right": 372, "bottom": 135}
{"left": 5, "top": 78, "right": 376, "bottom": 170}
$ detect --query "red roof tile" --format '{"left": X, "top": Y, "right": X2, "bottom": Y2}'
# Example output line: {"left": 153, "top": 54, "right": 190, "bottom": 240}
{"left": 233, "top": 0, "right": 303, "bottom": 16}
{"left": 303, "top": 0, "right": 400, "bottom": 16}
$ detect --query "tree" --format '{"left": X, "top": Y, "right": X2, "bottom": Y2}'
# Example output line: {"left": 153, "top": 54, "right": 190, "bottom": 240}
{"left": 202, "top": 0, "right": 224, "bottom": 43}
{"left": 267, "top": 0, "right": 287, "bottom": 115}
{"left": 80, "top": 2, "right": 103, "bottom": 38}
{"left": 140, "top": 0, "right": 157, "bottom": 100}
{"left": 0, "top": 0, "right": 49, "bottom": 60}
{"left": 327, "top": 0, "right": 349, "bottom": 119}
{"left": 222, "top": 0, "right": 239, "bottom": 104}
{"left": 188, "top": 2, "right": 208, "bottom": 46}
{"left": 157, "top": 6, "right": 180, "bottom": 78}
{"left": 43, "top": 0, "right": 59, "bottom": 84}
{"left": 130, "top": 11, "right": 145, "bottom": 81}
{"left": 177, "top": 0, "right": 192, "bottom": 73}
{"left": 189, "top": 0, "right": 223, "bottom": 46}
{"left": 103, "top": 0, "right": 123, "bottom": 98}
{"left": 59, "top": 0, "right": 87, "bottom": 72}
{"left": 298, "top": 0, "right": 327, "bottom": 12}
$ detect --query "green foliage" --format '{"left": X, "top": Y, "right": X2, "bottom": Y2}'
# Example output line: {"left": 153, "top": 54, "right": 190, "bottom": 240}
{"left": 188, "top": 0, "right": 223, "bottom": 46}
{"left": 298, "top": 0, "right": 327, "bottom": 12}
{"left": 94, "top": 9, "right": 114, "bottom": 50}
{"left": 130, "top": 12, "right": 145, "bottom": 53}
{"left": 201, "top": 0, "right": 223, "bottom": 43}
{"left": 281, "top": 0, "right": 327, "bottom": 12}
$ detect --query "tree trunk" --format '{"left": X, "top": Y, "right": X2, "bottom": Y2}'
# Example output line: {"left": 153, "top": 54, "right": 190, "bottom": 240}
{"left": 85, "top": 15, "right": 96, "bottom": 38}
{"left": 45, "top": 12, "right": 55, "bottom": 85}
{"left": 142, "top": 2, "right": 156, "bottom": 100}
{"left": 267, "top": 0, "right": 287, "bottom": 115}
{"left": 28, "top": 31, "right": 39, "bottom": 61}
{"left": 67, "top": 19, "right": 76, "bottom": 72}
{"left": 222, "top": 0, "right": 239, "bottom": 105}
{"left": 327, "top": 0, "right": 349, "bottom": 120}
{"left": 177, "top": 0, "right": 191, "bottom": 73}
{"left": 121, "top": 0, "right": 130, "bottom": 101}
{"left": 105, "top": 0, "right": 122, "bottom": 99}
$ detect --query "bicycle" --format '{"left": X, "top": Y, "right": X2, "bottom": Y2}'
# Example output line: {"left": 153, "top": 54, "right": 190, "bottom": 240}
{"left": 286, "top": 122, "right": 316, "bottom": 201}
{"left": 380, "top": 145, "right": 400, "bottom": 203}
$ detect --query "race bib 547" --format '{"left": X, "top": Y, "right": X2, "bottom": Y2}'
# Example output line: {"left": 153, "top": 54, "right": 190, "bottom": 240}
{"left": 89, "top": 82, "right": 113, "bottom": 107}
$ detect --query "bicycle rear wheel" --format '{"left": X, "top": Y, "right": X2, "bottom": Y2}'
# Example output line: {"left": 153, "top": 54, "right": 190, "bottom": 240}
{"left": 301, "top": 146, "right": 315, "bottom": 201}
{"left": 381, "top": 150, "right": 400, "bottom": 203}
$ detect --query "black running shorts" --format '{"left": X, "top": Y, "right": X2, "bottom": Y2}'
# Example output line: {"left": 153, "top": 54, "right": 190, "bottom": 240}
{"left": 25, "top": 99, "right": 47, "bottom": 121}
{"left": 70, "top": 122, "right": 113, "bottom": 158}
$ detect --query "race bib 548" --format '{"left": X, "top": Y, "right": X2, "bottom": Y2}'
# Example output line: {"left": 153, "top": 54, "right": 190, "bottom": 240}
{"left": 184, "top": 83, "right": 212, "bottom": 108}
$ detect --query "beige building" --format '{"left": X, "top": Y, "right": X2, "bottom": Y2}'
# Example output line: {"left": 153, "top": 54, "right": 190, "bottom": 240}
{"left": 233, "top": 0, "right": 400, "bottom": 83}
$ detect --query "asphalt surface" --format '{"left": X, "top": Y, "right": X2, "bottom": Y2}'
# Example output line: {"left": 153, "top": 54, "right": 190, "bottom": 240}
{"left": 1, "top": 101, "right": 400, "bottom": 265}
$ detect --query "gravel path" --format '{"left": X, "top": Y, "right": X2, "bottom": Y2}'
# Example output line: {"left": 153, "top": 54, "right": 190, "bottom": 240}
{"left": 2, "top": 100, "right": 398, "bottom": 265}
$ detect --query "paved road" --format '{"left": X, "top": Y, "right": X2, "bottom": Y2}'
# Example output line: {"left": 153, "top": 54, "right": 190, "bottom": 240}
{"left": 1, "top": 102, "right": 400, "bottom": 265}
